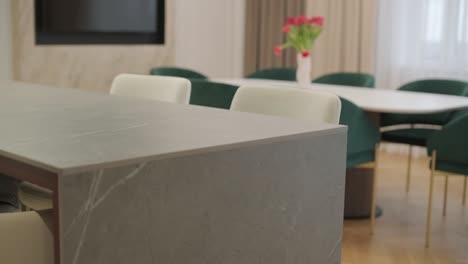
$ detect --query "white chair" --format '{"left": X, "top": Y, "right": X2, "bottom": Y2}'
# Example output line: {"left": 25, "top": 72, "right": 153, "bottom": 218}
{"left": 0, "top": 211, "right": 53, "bottom": 264}
{"left": 230, "top": 85, "right": 341, "bottom": 124}
{"left": 110, "top": 73, "right": 191, "bottom": 104}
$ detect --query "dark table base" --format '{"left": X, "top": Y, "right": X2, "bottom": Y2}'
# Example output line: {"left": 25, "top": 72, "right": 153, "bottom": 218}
{"left": 344, "top": 167, "right": 383, "bottom": 219}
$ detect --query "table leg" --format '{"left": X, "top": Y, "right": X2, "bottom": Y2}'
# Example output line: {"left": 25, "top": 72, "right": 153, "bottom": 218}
{"left": 344, "top": 167, "right": 383, "bottom": 219}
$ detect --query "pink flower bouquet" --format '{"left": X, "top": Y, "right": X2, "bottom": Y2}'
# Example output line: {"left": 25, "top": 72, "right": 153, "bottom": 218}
{"left": 274, "top": 15, "right": 324, "bottom": 58}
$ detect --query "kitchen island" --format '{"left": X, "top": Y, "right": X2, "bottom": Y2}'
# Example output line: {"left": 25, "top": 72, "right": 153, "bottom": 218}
{"left": 0, "top": 81, "right": 347, "bottom": 264}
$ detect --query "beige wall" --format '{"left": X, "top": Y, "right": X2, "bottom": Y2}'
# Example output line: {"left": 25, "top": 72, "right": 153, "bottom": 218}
{"left": 174, "top": 0, "right": 245, "bottom": 78}
{"left": 0, "top": 0, "right": 12, "bottom": 80}
{"left": 12, "top": 0, "right": 175, "bottom": 92}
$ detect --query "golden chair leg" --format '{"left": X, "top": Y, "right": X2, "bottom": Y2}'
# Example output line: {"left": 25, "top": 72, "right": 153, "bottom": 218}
{"left": 463, "top": 177, "right": 467, "bottom": 206}
{"left": 443, "top": 175, "right": 449, "bottom": 216}
{"left": 425, "top": 150, "right": 436, "bottom": 248}
{"left": 406, "top": 145, "right": 413, "bottom": 193}
{"left": 370, "top": 144, "right": 379, "bottom": 235}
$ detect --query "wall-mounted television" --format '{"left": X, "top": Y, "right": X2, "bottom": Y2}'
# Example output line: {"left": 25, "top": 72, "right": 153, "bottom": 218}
{"left": 35, "top": 0, "right": 165, "bottom": 45}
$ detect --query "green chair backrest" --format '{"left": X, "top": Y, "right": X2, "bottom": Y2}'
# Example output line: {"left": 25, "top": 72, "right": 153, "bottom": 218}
{"left": 339, "top": 98, "right": 380, "bottom": 168}
{"left": 246, "top": 68, "right": 296, "bottom": 81}
{"left": 427, "top": 111, "right": 468, "bottom": 175}
{"left": 313, "top": 72, "right": 375, "bottom": 88}
{"left": 381, "top": 79, "right": 468, "bottom": 126}
{"left": 150, "top": 67, "right": 208, "bottom": 79}
{"left": 189, "top": 80, "right": 239, "bottom": 109}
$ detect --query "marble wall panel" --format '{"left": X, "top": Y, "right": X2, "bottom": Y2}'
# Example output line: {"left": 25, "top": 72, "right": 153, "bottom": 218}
{"left": 11, "top": 0, "right": 174, "bottom": 93}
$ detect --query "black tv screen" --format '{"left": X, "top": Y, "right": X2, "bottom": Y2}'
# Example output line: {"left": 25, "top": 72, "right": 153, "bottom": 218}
{"left": 35, "top": 0, "right": 165, "bottom": 45}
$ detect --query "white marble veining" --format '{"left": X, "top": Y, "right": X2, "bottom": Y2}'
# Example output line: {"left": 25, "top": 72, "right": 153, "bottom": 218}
{"left": 214, "top": 78, "right": 468, "bottom": 114}
{"left": 0, "top": 81, "right": 344, "bottom": 175}
{"left": 66, "top": 163, "right": 148, "bottom": 264}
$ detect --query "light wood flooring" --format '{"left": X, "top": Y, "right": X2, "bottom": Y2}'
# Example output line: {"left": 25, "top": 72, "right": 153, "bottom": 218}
{"left": 342, "top": 147, "right": 468, "bottom": 264}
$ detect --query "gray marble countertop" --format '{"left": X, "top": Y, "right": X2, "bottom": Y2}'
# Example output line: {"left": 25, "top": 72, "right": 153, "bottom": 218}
{"left": 0, "top": 81, "right": 345, "bottom": 175}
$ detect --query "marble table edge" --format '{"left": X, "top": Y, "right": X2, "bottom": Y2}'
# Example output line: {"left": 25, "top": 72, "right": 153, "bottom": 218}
{"left": 0, "top": 126, "right": 346, "bottom": 176}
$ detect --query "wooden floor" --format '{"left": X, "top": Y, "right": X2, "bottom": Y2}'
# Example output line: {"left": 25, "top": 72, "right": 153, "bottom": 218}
{"left": 342, "top": 147, "right": 468, "bottom": 264}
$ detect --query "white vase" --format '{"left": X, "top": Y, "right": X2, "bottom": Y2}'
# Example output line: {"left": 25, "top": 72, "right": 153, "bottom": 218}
{"left": 296, "top": 53, "right": 311, "bottom": 88}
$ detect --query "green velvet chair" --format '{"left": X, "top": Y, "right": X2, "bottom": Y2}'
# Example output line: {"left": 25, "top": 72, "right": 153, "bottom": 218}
{"left": 189, "top": 80, "right": 239, "bottom": 109}
{"left": 425, "top": 111, "right": 468, "bottom": 248}
{"left": 150, "top": 67, "right": 208, "bottom": 79}
{"left": 246, "top": 68, "right": 296, "bottom": 81}
{"left": 313, "top": 72, "right": 375, "bottom": 88}
{"left": 381, "top": 79, "right": 468, "bottom": 192}
{"left": 339, "top": 98, "right": 381, "bottom": 232}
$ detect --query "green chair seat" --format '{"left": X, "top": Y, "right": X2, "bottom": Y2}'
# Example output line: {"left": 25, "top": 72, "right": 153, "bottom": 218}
{"left": 427, "top": 111, "right": 468, "bottom": 174}
{"left": 189, "top": 80, "right": 239, "bottom": 109}
{"left": 381, "top": 128, "right": 438, "bottom": 147}
{"left": 339, "top": 98, "right": 380, "bottom": 168}
{"left": 150, "top": 67, "right": 208, "bottom": 79}
{"left": 246, "top": 68, "right": 296, "bottom": 81}
{"left": 433, "top": 161, "right": 468, "bottom": 176}
{"left": 313, "top": 72, "right": 375, "bottom": 88}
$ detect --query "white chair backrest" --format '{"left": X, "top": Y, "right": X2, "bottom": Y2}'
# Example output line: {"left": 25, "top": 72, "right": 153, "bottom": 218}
{"left": 110, "top": 74, "right": 191, "bottom": 104}
{"left": 230, "top": 85, "right": 341, "bottom": 124}
{"left": 0, "top": 211, "right": 53, "bottom": 264}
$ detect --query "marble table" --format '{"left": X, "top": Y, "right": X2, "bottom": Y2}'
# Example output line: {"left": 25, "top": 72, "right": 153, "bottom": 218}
{"left": 214, "top": 78, "right": 468, "bottom": 219}
{"left": 0, "top": 81, "right": 347, "bottom": 264}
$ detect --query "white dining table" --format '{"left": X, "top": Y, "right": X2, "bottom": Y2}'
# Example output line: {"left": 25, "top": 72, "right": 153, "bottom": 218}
{"left": 213, "top": 78, "right": 468, "bottom": 114}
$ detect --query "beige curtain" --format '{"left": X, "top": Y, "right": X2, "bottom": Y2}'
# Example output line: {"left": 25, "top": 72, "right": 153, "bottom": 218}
{"left": 307, "top": 0, "right": 377, "bottom": 78}
{"left": 244, "top": 0, "right": 306, "bottom": 76}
